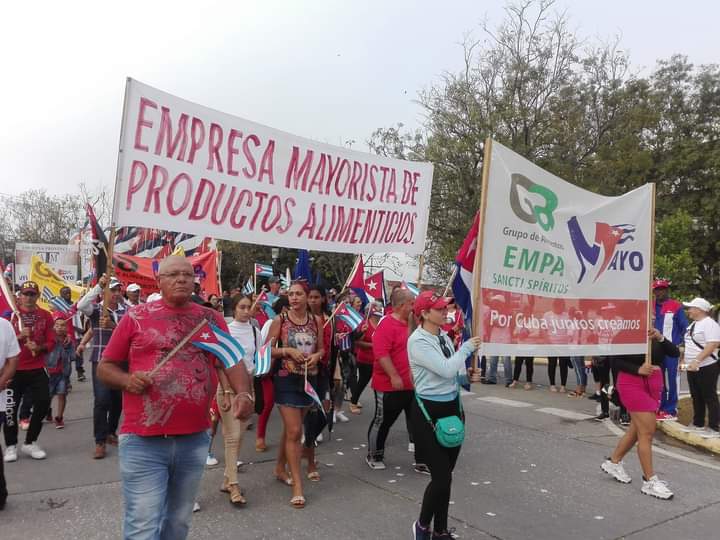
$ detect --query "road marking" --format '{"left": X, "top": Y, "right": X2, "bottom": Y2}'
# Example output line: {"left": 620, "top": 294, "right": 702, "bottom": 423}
{"left": 535, "top": 407, "right": 594, "bottom": 421}
{"left": 603, "top": 419, "right": 720, "bottom": 472}
{"left": 476, "top": 396, "right": 534, "bottom": 408}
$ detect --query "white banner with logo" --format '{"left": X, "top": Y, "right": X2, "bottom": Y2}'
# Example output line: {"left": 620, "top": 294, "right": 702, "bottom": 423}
{"left": 478, "top": 141, "right": 653, "bottom": 356}
{"left": 112, "top": 79, "right": 434, "bottom": 255}
{"left": 15, "top": 243, "right": 79, "bottom": 284}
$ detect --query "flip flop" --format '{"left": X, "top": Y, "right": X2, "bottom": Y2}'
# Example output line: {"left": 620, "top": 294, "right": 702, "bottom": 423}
{"left": 290, "top": 495, "right": 306, "bottom": 508}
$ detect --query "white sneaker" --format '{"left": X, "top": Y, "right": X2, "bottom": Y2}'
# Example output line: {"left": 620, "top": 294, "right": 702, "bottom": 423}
{"left": 205, "top": 454, "right": 218, "bottom": 466}
{"left": 20, "top": 442, "right": 46, "bottom": 460}
{"left": 365, "top": 456, "right": 386, "bottom": 470}
{"left": 335, "top": 411, "right": 350, "bottom": 423}
{"left": 680, "top": 425, "right": 707, "bottom": 434}
{"left": 192, "top": 502, "right": 201, "bottom": 512}
{"left": 700, "top": 429, "right": 720, "bottom": 439}
{"left": 408, "top": 442, "right": 415, "bottom": 453}
{"left": 641, "top": 475, "right": 673, "bottom": 500}
{"left": 3, "top": 445, "right": 17, "bottom": 463}
{"left": 601, "top": 459, "right": 631, "bottom": 484}
{"left": 316, "top": 432, "right": 324, "bottom": 443}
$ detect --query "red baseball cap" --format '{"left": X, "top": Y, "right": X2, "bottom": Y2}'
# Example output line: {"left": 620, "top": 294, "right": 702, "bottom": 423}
{"left": 20, "top": 281, "right": 39, "bottom": 294}
{"left": 652, "top": 279, "right": 671, "bottom": 289}
{"left": 413, "top": 290, "right": 449, "bottom": 318}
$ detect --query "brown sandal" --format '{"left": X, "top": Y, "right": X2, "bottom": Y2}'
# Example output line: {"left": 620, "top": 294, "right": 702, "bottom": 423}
{"left": 255, "top": 439, "right": 267, "bottom": 452}
{"left": 228, "top": 484, "right": 246, "bottom": 506}
{"left": 290, "top": 495, "right": 306, "bottom": 508}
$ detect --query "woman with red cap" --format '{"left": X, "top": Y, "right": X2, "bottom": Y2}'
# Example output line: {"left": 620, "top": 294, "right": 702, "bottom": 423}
{"left": 408, "top": 290, "right": 480, "bottom": 540}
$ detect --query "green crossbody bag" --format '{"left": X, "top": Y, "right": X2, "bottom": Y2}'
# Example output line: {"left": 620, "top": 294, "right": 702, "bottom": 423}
{"left": 415, "top": 387, "right": 465, "bottom": 448}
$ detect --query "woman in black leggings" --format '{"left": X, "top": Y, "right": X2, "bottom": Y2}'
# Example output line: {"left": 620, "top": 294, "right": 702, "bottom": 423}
{"left": 408, "top": 291, "right": 481, "bottom": 540}
{"left": 547, "top": 356, "right": 571, "bottom": 392}
{"left": 509, "top": 357, "right": 534, "bottom": 390}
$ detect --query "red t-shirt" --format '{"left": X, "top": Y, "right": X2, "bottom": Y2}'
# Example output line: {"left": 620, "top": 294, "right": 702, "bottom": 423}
{"left": 355, "top": 320, "right": 377, "bottom": 365}
{"left": 11, "top": 307, "right": 55, "bottom": 371}
{"left": 102, "top": 300, "right": 226, "bottom": 436}
{"left": 371, "top": 315, "right": 413, "bottom": 392}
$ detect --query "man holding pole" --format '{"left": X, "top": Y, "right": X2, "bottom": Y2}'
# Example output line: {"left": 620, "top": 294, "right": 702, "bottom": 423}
{"left": 98, "top": 255, "right": 253, "bottom": 540}
{"left": 77, "top": 275, "right": 128, "bottom": 459}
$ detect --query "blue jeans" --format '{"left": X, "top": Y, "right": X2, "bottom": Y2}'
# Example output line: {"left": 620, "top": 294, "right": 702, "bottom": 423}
{"left": 571, "top": 357, "right": 587, "bottom": 386}
{"left": 119, "top": 431, "right": 210, "bottom": 540}
{"left": 487, "top": 356, "right": 512, "bottom": 384}
{"left": 660, "top": 355, "right": 680, "bottom": 415}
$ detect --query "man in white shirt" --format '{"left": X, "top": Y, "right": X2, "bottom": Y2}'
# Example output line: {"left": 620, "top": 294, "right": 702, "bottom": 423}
{"left": 0, "top": 317, "right": 21, "bottom": 510}
{"left": 682, "top": 298, "right": 720, "bottom": 439}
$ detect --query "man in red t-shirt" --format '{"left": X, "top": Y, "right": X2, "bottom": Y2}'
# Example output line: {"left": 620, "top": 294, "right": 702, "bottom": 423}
{"left": 98, "top": 256, "right": 253, "bottom": 540}
{"left": 3, "top": 281, "right": 55, "bottom": 462}
{"left": 367, "top": 288, "right": 422, "bottom": 470}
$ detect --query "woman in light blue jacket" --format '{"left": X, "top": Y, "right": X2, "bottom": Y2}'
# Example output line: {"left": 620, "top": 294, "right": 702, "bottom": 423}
{"left": 408, "top": 291, "right": 480, "bottom": 540}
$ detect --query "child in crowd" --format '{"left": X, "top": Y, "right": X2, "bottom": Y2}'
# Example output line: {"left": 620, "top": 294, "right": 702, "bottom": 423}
{"left": 46, "top": 316, "right": 74, "bottom": 429}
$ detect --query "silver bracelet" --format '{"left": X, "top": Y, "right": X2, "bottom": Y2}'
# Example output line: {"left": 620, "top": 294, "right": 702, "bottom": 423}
{"left": 236, "top": 391, "right": 255, "bottom": 403}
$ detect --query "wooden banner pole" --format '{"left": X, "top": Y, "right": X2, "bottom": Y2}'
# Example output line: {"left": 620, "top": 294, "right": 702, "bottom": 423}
{"left": 102, "top": 226, "right": 117, "bottom": 320}
{"left": 470, "top": 137, "right": 493, "bottom": 381}
{"left": 645, "top": 183, "right": 657, "bottom": 367}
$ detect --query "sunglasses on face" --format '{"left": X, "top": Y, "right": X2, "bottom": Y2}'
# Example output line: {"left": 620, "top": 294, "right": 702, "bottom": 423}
{"left": 21, "top": 291, "right": 38, "bottom": 297}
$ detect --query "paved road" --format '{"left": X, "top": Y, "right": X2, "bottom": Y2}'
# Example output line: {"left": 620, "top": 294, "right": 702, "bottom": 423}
{"left": 3, "top": 365, "right": 720, "bottom": 540}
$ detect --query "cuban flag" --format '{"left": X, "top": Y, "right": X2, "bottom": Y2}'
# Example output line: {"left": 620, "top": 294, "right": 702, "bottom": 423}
{"left": 346, "top": 257, "right": 369, "bottom": 305}
{"left": 242, "top": 277, "right": 254, "bottom": 295}
{"left": 254, "top": 342, "right": 273, "bottom": 376}
{"left": 254, "top": 263, "right": 274, "bottom": 277}
{"left": 191, "top": 321, "right": 246, "bottom": 370}
{"left": 42, "top": 287, "right": 75, "bottom": 316}
{"left": 364, "top": 271, "right": 386, "bottom": 303}
{"left": 336, "top": 303, "right": 363, "bottom": 331}
{"left": 256, "top": 291, "right": 277, "bottom": 318}
{"left": 401, "top": 281, "right": 421, "bottom": 297}
{"left": 335, "top": 332, "right": 352, "bottom": 351}
{"left": 304, "top": 377, "right": 325, "bottom": 413}
{"left": 452, "top": 212, "right": 479, "bottom": 325}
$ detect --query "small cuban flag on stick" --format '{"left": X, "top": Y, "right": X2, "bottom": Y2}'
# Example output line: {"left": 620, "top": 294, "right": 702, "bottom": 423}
{"left": 190, "top": 322, "right": 246, "bottom": 370}
{"left": 254, "top": 340, "right": 273, "bottom": 377}
{"left": 242, "top": 277, "right": 254, "bottom": 295}
{"left": 336, "top": 303, "right": 363, "bottom": 331}
{"left": 401, "top": 281, "right": 421, "bottom": 297}
{"left": 304, "top": 363, "right": 325, "bottom": 414}
{"left": 255, "top": 263, "right": 274, "bottom": 277}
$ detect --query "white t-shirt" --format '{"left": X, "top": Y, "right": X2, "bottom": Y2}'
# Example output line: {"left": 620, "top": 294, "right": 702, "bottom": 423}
{"left": 684, "top": 316, "right": 720, "bottom": 368}
{"left": 228, "top": 320, "right": 262, "bottom": 374}
{"left": 0, "top": 318, "right": 21, "bottom": 412}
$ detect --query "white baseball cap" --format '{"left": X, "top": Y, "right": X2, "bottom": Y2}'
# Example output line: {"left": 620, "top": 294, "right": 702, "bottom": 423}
{"left": 126, "top": 283, "right": 141, "bottom": 293}
{"left": 146, "top": 292, "right": 163, "bottom": 303}
{"left": 683, "top": 297, "right": 713, "bottom": 312}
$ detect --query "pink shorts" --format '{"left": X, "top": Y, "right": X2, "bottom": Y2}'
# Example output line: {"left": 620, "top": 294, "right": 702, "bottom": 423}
{"left": 617, "top": 369, "right": 663, "bottom": 413}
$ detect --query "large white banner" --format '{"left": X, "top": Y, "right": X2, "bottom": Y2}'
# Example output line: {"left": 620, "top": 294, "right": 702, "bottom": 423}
{"left": 15, "top": 243, "right": 79, "bottom": 283}
{"left": 478, "top": 141, "right": 653, "bottom": 356}
{"left": 112, "top": 79, "right": 434, "bottom": 255}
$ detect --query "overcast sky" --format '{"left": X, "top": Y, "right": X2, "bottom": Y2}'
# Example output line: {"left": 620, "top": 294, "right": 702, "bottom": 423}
{"left": 1, "top": 0, "right": 717, "bottom": 199}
